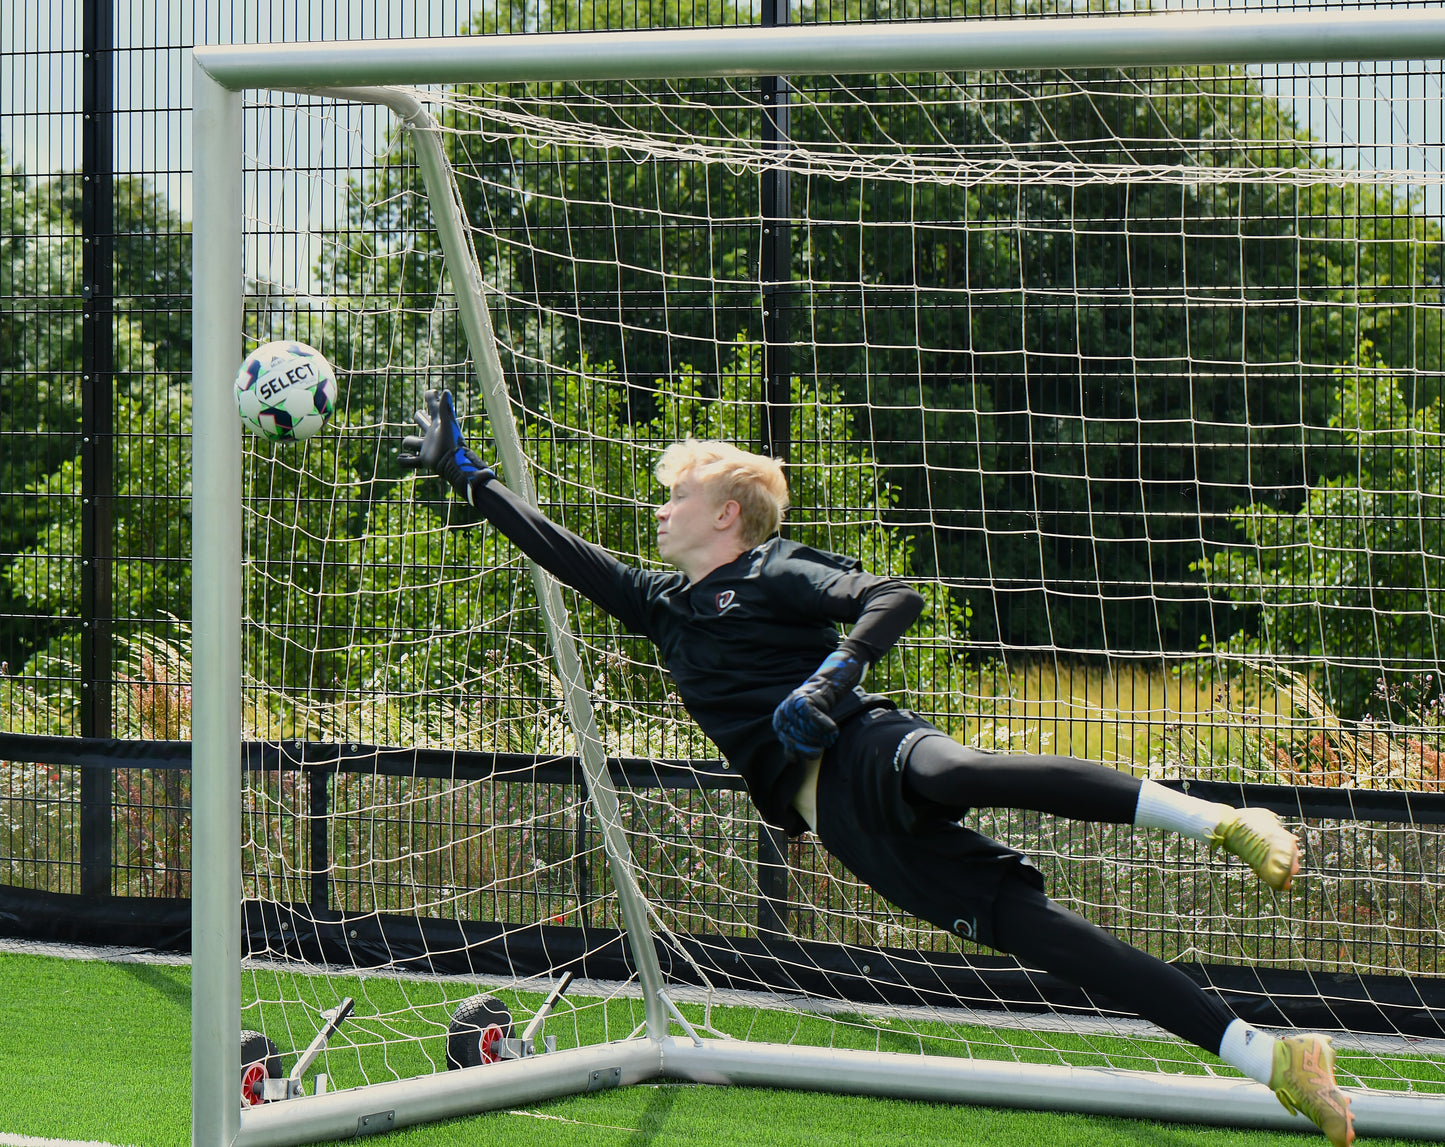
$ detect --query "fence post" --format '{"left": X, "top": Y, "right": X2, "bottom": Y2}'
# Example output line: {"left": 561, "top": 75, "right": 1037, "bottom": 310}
{"left": 309, "top": 766, "right": 330, "bottom": 914}
{"left": 79, "top": 0, "right": 115, "bottom": 900}
{"left": 573, "top": 789, "right": 592, "bottom": 931}
{"left": 760, "top": 0, "right": 791, "bottom": 462}
{"left": 755, "top": 822, "right": 792, "bottom": 937}
{"left": 755, "top": 0, "right": 794, "bottom": 937}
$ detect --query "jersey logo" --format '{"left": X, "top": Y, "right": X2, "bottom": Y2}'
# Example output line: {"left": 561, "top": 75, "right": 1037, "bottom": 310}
{"left": 952, "top": 916, "right": 977, "bottom": 941}
{"left": 715, "top": 590, "right": 737, "bottom": 613}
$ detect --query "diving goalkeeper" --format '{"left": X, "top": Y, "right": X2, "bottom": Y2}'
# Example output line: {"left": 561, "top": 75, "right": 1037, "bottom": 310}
{"left": 400, "top": 390, "right": 1353, "bottom": 1147}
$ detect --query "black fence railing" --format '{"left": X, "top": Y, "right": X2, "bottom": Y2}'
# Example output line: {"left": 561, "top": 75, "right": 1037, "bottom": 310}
{"left": 3, "top": 729, "right": 1443, "bottom": 1039}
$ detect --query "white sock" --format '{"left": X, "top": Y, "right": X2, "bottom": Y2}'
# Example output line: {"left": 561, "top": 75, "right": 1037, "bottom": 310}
{"left": 1219, "top": 1018, "right": 1278, "bottom": 1086}
{"left": 1133, "top": 779, "right": 1232, "bottom": 843}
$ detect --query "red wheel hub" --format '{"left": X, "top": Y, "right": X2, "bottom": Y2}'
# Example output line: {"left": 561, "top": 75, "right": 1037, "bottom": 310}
{"left": 479, "top": 1023, "right": 505, "bottom": 1064}
{"left": 242, "top": 1062, "right": 268, "bottom": 1106}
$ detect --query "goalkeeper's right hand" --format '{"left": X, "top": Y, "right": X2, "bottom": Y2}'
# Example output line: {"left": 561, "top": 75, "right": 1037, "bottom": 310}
{"left": 398, "top": 389, "right": 495, "bottom": 503}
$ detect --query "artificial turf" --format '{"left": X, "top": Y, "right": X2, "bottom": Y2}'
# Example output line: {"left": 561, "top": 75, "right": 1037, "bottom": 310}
{"left": 0, "top": 950, "right": 1432, "bottom": 1147}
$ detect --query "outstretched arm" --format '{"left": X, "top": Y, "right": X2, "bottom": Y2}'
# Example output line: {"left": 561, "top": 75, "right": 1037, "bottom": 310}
{"left": 399, "top": 389, "right": 656, "bottom": 632}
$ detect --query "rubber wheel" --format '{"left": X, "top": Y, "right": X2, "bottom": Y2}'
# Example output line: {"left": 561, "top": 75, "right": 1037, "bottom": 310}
{"left": 240, "top": 1030, "right": 283, "bottom": 1106}
{"left": 446, "top": 995, "right": 513, "bottom": 1069}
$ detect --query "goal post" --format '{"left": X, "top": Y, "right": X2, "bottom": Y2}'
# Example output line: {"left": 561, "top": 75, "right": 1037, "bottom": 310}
{"left": 191, "top": 11, "right": 1445, "bottom": 1147}
{"left": 191, "top": 64, "right": 245, "bottom": 1147}
{"left": 193, "top": 73, "right": 672, "bottom": 1147}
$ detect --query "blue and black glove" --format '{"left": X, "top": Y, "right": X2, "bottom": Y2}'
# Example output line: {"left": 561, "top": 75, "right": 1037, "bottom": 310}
{"left": 398, "top": 388, "right": 494, "bottom": 502}
{"left": 772, "top": 647, "right": 865, "bottom": 758}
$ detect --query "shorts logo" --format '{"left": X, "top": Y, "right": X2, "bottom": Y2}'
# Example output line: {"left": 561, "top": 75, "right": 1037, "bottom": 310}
{"left": 952, "top": 916, "right": 976, "bottom": 940}
{"left": 715, "top": 590, "right": 736, "bottom": 613}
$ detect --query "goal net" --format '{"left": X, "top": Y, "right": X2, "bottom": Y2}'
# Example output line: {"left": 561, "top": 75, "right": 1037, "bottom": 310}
{"left": 197, "top": 17, "right": 1445, "bottom": 1145}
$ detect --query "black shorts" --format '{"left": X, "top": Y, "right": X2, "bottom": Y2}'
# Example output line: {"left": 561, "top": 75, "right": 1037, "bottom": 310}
{"left": 812, "top": 707, "right": 1043, "bottom": 949}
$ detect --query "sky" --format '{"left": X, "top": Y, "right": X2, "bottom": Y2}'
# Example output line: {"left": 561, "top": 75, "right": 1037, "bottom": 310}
{"left": 2, "top": 0, "right": 485, "bottom": 213}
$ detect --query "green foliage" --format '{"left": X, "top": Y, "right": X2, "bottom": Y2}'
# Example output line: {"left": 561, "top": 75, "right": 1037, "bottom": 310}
{"left": 52, "top": 172, "right": 193, "bottom": 373}
{"left": 9, "top": 0, "right": 1445, "bottom": 735}
{"left": 5, "top": 341, "right": 188, "bottom": 619}
{"left": 2, "top": 350, "right": 191, "bottom": 713}
{"left": 266, "top": 336, "right": 968, "bottom": 748}
{"left": 1, "top": 153, "right": 193, "bottom": 682}
{"left": 1200, "top": 342, "right": 1445, "bottom": 715}
{"left": 0, "top": 154, "right": 84, "bottom": 670}
{"left": 786, "top": 65, "right": 1445, "bottom": 650}
{"left": 315, "top": 5, "right": 1445, "bottom": 655}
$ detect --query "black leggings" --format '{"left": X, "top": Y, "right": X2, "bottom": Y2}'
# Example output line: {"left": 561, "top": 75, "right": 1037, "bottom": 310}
{"left": 991, "top": 868, "right": 1234, "bottom": 1054}
{"left": 902, "top": 739, "right": 1144, "bottom": 824}
{"left": 898, "top": 738, "right": 1232, "bottom": 1053}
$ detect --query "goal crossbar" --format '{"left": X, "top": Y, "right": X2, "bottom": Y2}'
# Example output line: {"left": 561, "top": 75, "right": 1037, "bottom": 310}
{"left": 191, "top": 11, "right": 1445, "bottom": 1147}
{"left": 194, "top": 8, "right": 1445, "bottom": 88}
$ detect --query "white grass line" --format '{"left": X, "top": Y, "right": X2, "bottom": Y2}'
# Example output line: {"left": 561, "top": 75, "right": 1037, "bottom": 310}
{"left": 508, "top": 1109, "right": 642, "bottom": 1132}
{"left": 0, "top": 937, "right": 190, "bottom": 966}
{"left": 0, "top": 1135, "right": 135, "bottom": 1147}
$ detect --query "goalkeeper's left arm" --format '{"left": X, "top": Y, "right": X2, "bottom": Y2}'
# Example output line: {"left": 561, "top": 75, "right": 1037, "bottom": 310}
{"left": 772, "top": 578, "right": 924, "bottom": 758}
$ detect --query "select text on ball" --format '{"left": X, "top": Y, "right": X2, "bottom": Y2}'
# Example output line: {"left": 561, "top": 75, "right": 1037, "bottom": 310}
{"left": 258, "top": 362, "right": 316, "bottom": 401}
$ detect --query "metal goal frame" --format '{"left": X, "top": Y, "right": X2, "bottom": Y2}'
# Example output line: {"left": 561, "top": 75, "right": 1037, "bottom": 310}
{"left": 191, "top": 11, "right": 1445, "bottom": 1145}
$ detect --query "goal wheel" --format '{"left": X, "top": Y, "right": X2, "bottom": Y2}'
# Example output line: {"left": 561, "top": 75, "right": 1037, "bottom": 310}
{"left": 446, "top": 995, "right": 513, "bottom": 1069}
{"left": 240, "top": 1030, "right": 283, "bottom": 1106}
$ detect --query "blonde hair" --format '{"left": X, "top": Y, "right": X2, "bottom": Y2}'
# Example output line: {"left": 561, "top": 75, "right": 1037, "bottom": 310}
{"left": 655, "top": 439, "right": 789, "bottom": 547}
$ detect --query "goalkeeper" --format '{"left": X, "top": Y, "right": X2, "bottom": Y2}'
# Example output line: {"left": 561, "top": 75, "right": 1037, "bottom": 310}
{"left": 401, "top": 390, "right": 1353, "bottom": 1147}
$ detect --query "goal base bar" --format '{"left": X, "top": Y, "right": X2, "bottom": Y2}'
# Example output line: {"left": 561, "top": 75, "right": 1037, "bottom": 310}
{"left": 233, "top": 1040, "right": 663, "bottom": 1147}
{"left": 658, "top": 1038, "right": 1445, "bottom": 1139}
{"left": 231, "top": 1032, "right": 1444, "bottom": 1145}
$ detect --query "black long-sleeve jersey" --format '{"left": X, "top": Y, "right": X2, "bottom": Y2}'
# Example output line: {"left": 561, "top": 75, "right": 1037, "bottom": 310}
{"left": 469, "top": 477, "right": 926, "bottom": 833}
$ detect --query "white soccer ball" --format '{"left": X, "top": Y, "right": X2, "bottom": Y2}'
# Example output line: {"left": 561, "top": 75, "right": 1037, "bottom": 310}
{"left": 234, "top": 341, "right": 339, "bottom": 443}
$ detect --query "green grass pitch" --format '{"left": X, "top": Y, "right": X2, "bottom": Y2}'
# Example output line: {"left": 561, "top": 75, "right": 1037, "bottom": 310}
{"left": 0, "top": 949, "right": 1433, "bottom": 1147}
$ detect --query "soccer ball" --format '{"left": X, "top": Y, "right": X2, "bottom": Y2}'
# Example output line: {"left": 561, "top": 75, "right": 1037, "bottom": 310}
{"left": 234, "top": 341, "right": 338, "bottom": 443}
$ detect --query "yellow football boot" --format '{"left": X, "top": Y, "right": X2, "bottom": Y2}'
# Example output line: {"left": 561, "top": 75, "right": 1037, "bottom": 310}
{"left": 1209, "top": 806, "right": 1301, "bottom": 891}
{"left": 1269, "top": 1033, "right": 1354, "bottom": 1147}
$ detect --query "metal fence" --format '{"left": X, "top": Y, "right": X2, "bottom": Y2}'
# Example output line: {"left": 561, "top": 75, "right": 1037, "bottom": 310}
{"left": 3, "top": 732, "right": 1442, "bottom": 1033}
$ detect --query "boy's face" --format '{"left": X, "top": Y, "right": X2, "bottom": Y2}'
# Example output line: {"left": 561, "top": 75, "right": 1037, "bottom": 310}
{"left": 655, "top": 473, "right": 731, "bottom": 570}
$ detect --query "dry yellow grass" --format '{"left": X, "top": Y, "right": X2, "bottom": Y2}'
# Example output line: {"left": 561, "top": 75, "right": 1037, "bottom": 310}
{"left": 946, "top": 659, "right": 1252, "bottom": 771}
{"left": 936, "top": 658, "right": 1444, "bottom": 791}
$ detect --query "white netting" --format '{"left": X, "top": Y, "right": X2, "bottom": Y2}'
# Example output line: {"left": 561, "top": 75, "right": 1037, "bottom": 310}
{"left": 234, "top": 66, "right": 1444, "bottom": 1109}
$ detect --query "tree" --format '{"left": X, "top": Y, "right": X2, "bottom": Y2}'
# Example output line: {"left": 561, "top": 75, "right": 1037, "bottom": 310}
{"left": 1199, "top": 341, "right": 1445, "bottom": 716}
{"left": 54, "top": 173, "right": 193, "bottom": 374}
{"left": 781, "top": 53, "right": 1445, "bottom": 652}
{"left": 0, "top": 154, "right": 84, "bottom": 672}
{"left": 1, "top": 156, "right": 194, "bottom": 691}
{"left": 316, "top": 0, "right": 1445, "bottom": 659}
{"left": 3, "top": 324, "right": 190, "bottom": 702}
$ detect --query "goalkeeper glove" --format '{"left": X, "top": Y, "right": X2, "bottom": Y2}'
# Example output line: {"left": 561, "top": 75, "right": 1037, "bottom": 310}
{"left": 772, "top": 648, "right": 865, "bottom": 758}
{"left": 398, "top": 388, "right": 494, "bottom": 502}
